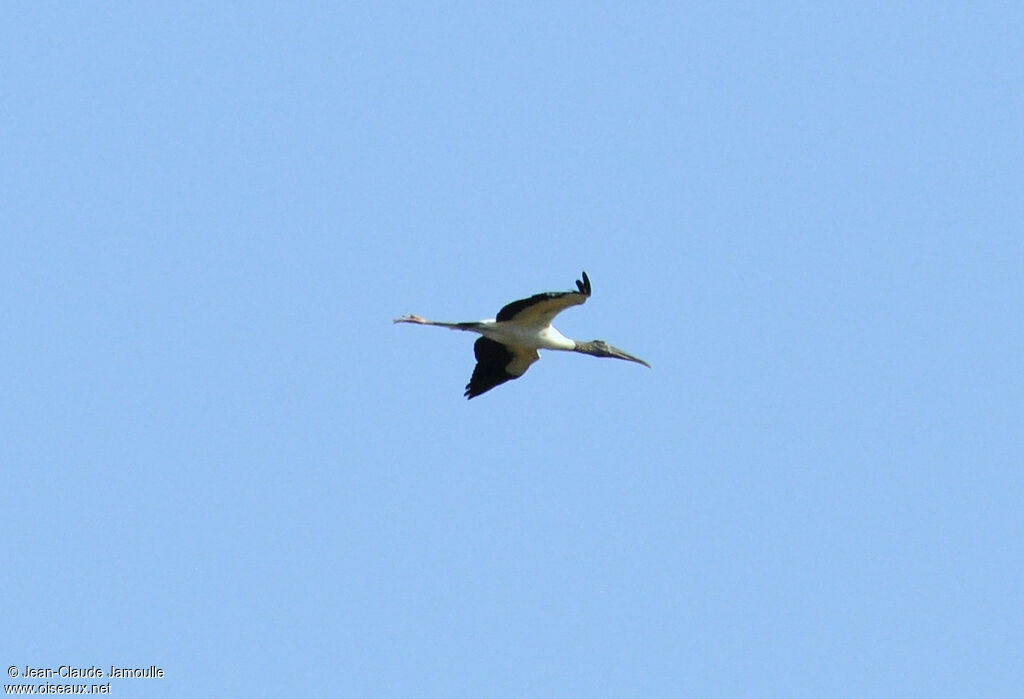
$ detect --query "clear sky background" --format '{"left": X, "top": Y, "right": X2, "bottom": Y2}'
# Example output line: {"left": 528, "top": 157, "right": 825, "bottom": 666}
{"left": 4, "top": 2, "right": 1022, "bottom": 697}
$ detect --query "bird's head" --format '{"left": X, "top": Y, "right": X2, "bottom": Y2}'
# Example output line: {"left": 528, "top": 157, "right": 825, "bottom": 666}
{"left": 577, "top": 340, "right": 651, "bottom": 368}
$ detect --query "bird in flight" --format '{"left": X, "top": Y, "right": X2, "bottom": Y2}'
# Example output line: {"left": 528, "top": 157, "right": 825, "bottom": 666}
{"left": 395, "top": 271, "right": 650, "bottom": 398}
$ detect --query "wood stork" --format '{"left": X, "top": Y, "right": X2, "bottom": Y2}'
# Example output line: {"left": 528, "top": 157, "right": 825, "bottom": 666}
{"left": 395, "top": 271, "right": 650, "bottom": 399}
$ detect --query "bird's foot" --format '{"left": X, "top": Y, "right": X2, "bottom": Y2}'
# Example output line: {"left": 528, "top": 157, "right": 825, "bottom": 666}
{"left": 394, "top": 314, "right": 427, "bottom": 324}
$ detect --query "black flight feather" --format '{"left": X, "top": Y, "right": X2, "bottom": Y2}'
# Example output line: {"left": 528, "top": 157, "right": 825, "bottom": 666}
{"left": 495, "top": 271, "right": 591, "bottom": 322}
{"left": 464, "top": 337, "right": 517, "bottom": 399}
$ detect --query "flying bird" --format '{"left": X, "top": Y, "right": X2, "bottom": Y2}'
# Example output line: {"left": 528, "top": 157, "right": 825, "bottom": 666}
{"left": 395, "top": 271, "right": 650, "bottom": 398}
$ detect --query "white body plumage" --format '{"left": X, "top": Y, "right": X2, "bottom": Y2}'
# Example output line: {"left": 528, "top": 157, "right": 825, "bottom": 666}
{"left": 477, "top": 320, "right": 576, "bottom": 351}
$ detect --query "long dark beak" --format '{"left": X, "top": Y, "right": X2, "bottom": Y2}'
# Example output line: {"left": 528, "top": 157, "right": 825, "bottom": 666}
{"left": 607, "top": 344, "right": 652, "bottom": 368}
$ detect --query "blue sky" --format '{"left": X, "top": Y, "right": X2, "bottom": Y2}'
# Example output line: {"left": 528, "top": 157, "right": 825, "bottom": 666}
{"left": 4, "top": 2, "right": 1022, "bottom": 696}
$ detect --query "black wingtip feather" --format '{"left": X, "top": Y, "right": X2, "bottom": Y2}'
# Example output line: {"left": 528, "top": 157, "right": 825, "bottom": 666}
{"left": 463, "top": 337, "right": 518, "bottom": 399}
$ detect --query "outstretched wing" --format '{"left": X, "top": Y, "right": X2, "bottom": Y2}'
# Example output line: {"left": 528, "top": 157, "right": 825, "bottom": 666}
{"left": 494, "top": 271, "right": 592, "bottom": 326}
{"left": 464, "top": 337, "right": 540, "bottom": 399}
